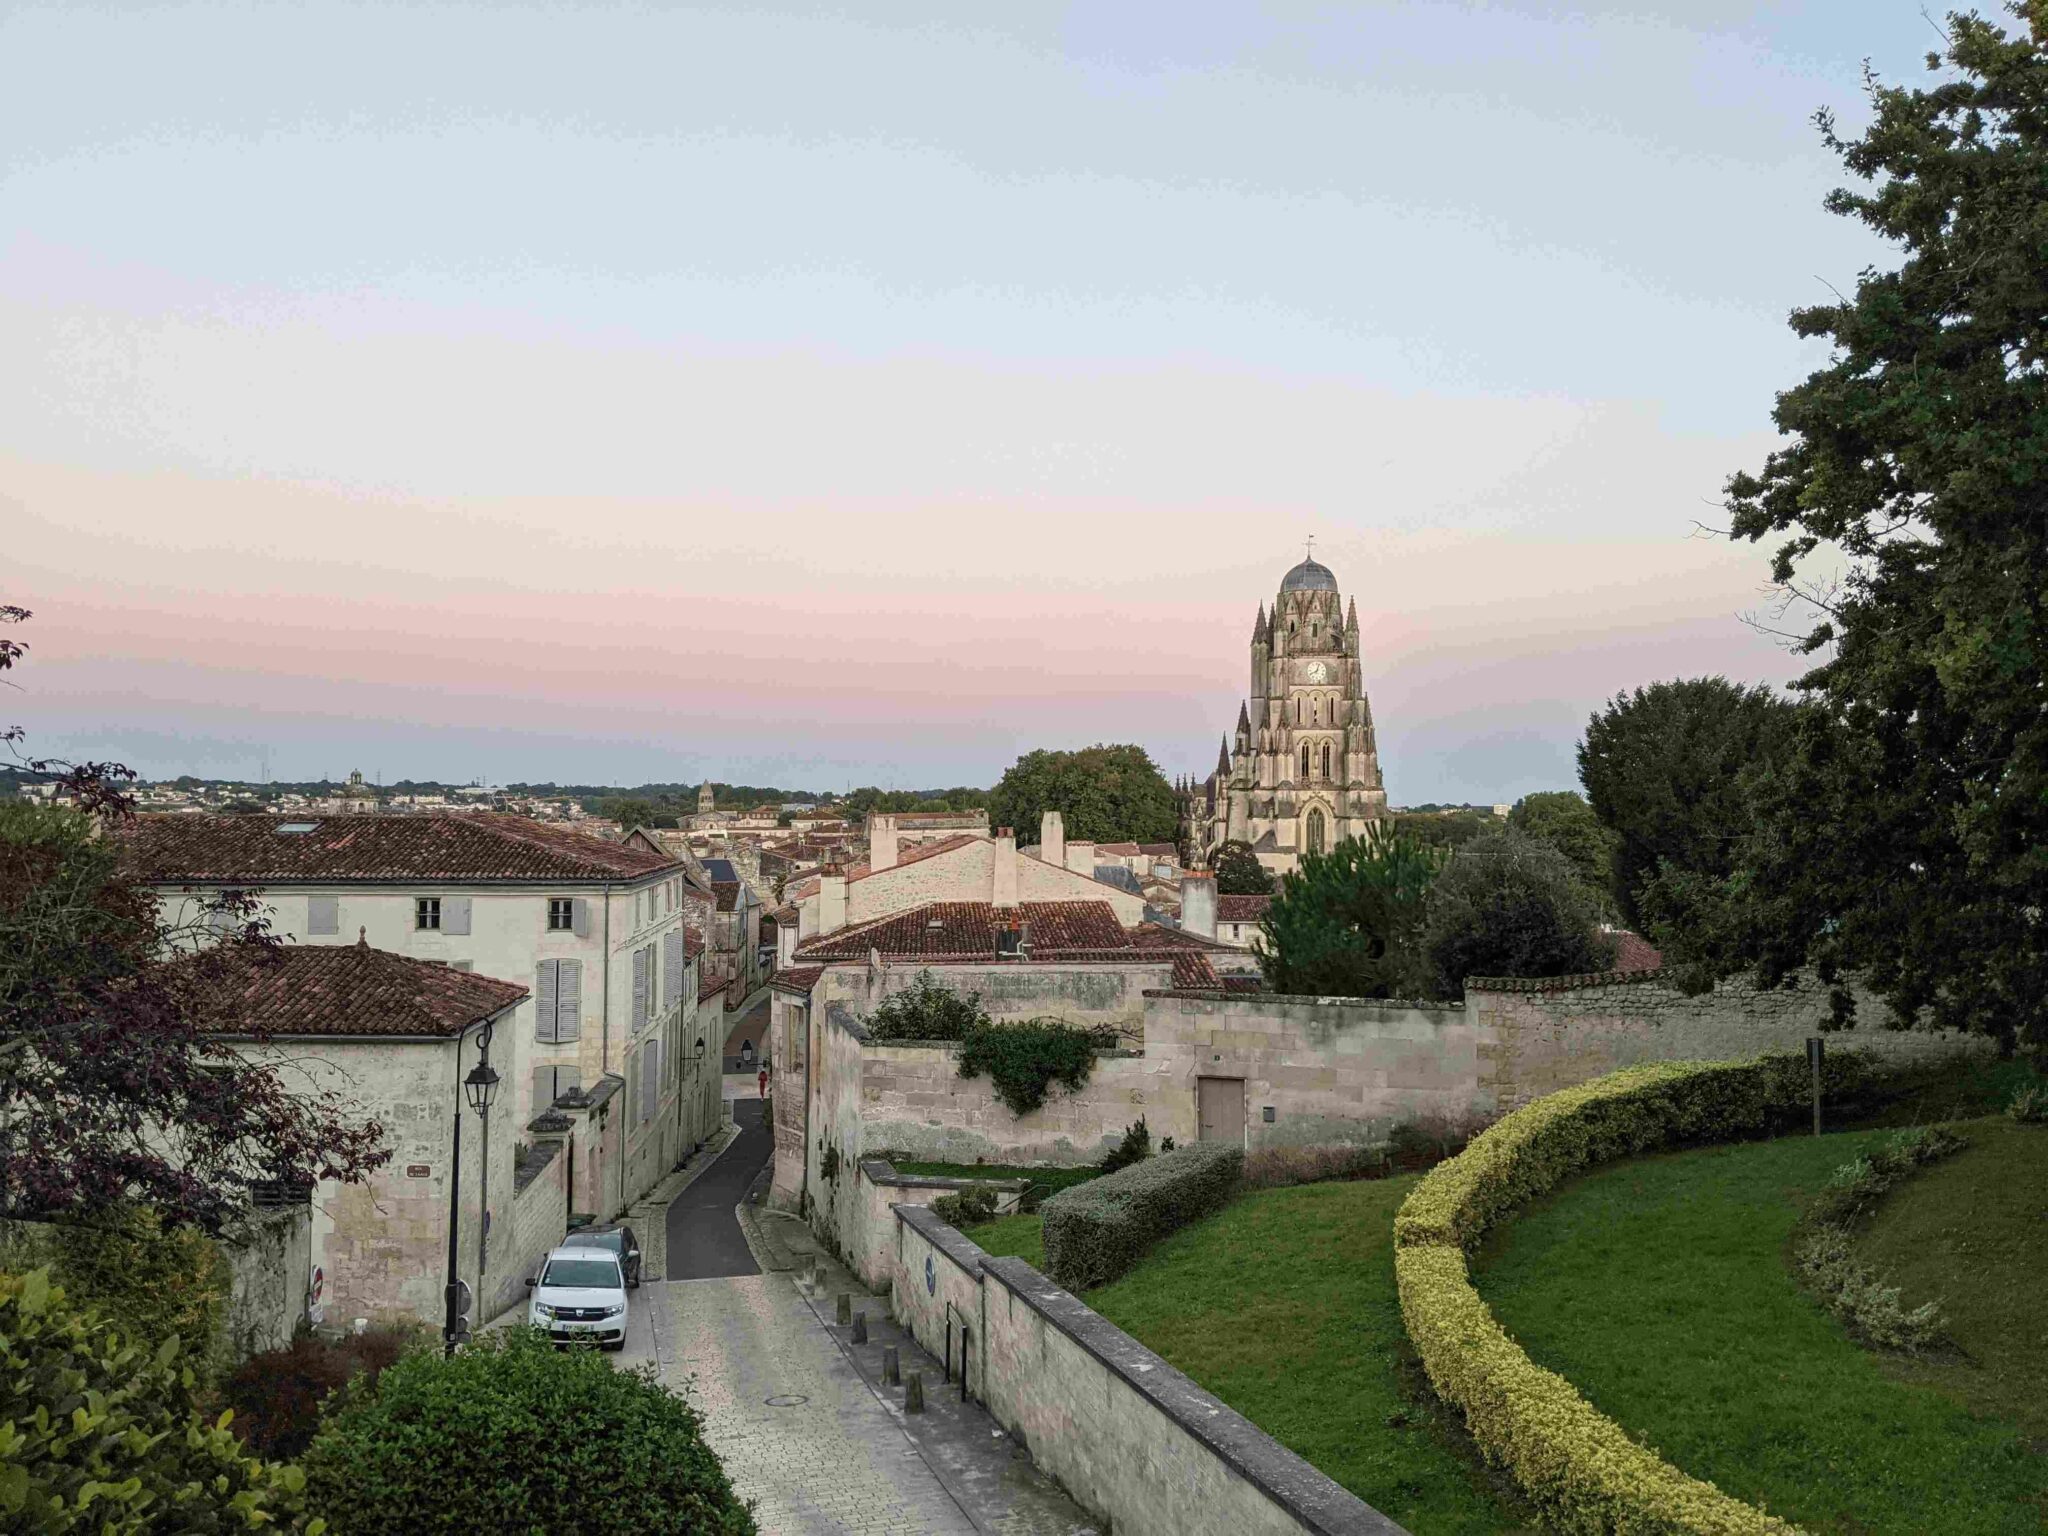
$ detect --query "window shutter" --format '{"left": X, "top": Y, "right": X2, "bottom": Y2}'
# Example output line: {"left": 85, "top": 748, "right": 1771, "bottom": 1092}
{"left": 663, "top": 930, "right": 682, "bottom": 1013}
{"left": 556, "top": 959, "right": 582, "bottom": 1042}
{"left": 533, "top": 1066, "right": 552, "bottom": 1111}
{"left": 443, "top": 896, "right": 472, "bottom": 936}
{"left": 535, "top": 961, "right": 558, "bottom": 1043}
{"left": 632, "top": 945, "right": 650, "bottom": 1027}
{"left": 641, "top": 1040, "right": 658, "bottom": 1120}
{"left": 572, "top": 897, "right": 590, "bottom": 938}
{"left": 307, "top": 895, "right": 339, "bottom": 935}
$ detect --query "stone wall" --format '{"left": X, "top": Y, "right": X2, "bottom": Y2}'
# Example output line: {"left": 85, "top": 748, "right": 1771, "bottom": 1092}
{"left": 1472, "top": 970, "right": 1990, "bottom": 1112}
{"left": 891, "top": 1206, "right": 1400, "bottom": 1536}
{"left": 860, "top": 1044, "right": 1156, "bottom": 1167}
{"left": 1143, "top": 991, "right": 1483, "bottom": 1148}
{"left": 816, "top": 959, "right": 1160, "bottom": 1035}
{"left": 222, "top": 1205, "right": 312, "bottom": 1358}
{"left": 843, "top": 1159, "right": 1025, "bottom": 1292}
{"left": 499, "top": 1140, "right": 568, "bottom": 1317}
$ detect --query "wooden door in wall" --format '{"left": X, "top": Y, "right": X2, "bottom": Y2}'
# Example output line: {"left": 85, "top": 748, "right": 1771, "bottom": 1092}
{"left": 1197, "top": 1077, "right": 1246, "bottom": 1144}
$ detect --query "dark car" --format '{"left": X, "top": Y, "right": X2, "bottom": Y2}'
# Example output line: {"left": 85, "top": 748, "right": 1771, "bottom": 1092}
{"left": 563, "top": 1223, "right": 643, "bottom": 1287}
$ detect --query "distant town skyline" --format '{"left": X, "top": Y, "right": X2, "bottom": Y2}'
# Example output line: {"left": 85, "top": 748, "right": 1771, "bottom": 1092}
{"left": 4, "top": 2, "right": 1931, "bottom": 800}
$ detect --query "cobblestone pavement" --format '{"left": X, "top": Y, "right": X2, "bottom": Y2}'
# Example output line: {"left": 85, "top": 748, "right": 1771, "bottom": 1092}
{"left": 663, "top": 1273, "right": 985, "bottom": 1534}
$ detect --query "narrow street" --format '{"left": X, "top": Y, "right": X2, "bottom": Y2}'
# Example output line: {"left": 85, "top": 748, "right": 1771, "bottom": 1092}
{"left": 641, "top": 1097, "right": 1096, "bottom": 1536}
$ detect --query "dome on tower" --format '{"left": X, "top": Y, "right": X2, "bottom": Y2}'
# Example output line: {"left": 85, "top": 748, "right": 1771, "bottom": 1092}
{"left": 1280, "top": 556, "right": 1338, "bottom": 592}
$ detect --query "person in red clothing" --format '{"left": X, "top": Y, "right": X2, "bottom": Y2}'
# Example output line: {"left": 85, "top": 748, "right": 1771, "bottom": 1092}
{"left": 758, "top": 1064, "right": 769, "bottom": 1098}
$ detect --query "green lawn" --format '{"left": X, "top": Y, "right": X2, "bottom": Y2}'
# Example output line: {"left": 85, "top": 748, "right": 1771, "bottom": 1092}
{"left": 965, "top": 1183, "right": 1529, "bottom": 1535}
{"left": 1857, "top": 1117, "right": 2048, "bottom": 1443}
{"left": 1474, "top": 1123, "right": 2048, "bottom": 1535}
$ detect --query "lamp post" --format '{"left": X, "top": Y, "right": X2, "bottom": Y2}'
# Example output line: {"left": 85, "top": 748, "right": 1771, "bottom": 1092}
{"left": 443, "top": 1019, "right": 500, "bottom": 1358}
{"left": 467, "top": 1024, "right": 500, "bottom": 1290}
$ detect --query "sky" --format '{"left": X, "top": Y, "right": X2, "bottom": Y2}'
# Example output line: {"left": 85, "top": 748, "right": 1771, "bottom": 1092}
{"left": 0, "top": 1, "right": 1951, "bottom": 801}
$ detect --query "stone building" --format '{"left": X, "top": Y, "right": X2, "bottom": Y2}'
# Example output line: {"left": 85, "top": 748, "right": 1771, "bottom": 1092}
{"left": 1180, "top": 552, "right": 1390, "bottom": 874}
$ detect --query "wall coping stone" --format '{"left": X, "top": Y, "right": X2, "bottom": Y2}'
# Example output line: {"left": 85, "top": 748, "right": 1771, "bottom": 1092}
{"left": 896, "top": 1202, "right": 995, "bottom": 1278}
{"left": 862, "top": 1158, "right": 1029, "bottom": 1193}
{"left": 980, "top": 1254, "right": 1408, "bottom": 1536}
{"left": 862, "top": 1040, "right": 1144, "bottom": 1059}
{"left": 512, "top": 1139, "right": 561, "bottom": 1194}
{"left": 1143, "top": 987, "right": 1465, "bottom": 1014}
{"left": 1465, "top": 966, "right": 1667, "bottom": 995}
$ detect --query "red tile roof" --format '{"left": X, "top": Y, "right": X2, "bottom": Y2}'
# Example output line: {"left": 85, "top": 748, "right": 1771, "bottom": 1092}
{"left": 770, "top": 965, "right": 823, "bottom": 998}
{"left": 793, "top": 900, "right": 1135, "bottom": 962}
{"left": 182, "top": 941, "right": 527, "bottom": 1038}
{"left": 1127, "top": 921, "right": 1237, "bottom": 954}
{"left": 1216, "top": 894, "right": 1272, "bottom": 923}
{"left": 124, "top": 813, "right": 682, "bottom": 885}
{"left": 1137, "top": 843, "right": 1179, "bottom": 858}
{"left": 683, "top": 930, "right": 706, "bottom": 960}
{"left": 1094, "top": 842, "right": 1141, "bottom": 856}
{"left": 711, "top": 881, "right": 742, "bottom": 913}
{"left": 1171, "top": 952, "right": 1222, "bottom": 987}
{"left": 699, "top": 973, "right": 730, "bottom": 1004}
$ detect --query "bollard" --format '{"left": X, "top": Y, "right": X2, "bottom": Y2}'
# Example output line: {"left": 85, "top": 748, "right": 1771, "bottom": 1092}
{"left": 904, "top": 1370, "right": 925, "bottom": 1413}
{"left": 851, "top": 1311, "right": 868, "bottom": 1344}
{"left": 811, "top": 1262, "right": 827, "bottom": 1292}
{"left": 882, "top": 1344, "right": 900, "bottom": 1384}
{"left": 835, "top": 1292, "right": 852, "bottom": 1326}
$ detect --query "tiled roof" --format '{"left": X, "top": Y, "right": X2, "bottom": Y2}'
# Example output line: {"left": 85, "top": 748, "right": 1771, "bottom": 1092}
{"left": 770, "top": 965, "right": 823, "bottom": 998}
{"left": 1170, "top": 952, "right": 1222, "bottom": 988}
{"left": 683, "top": 930, "right": 706, "bottom": 960}
{"left": 1094, "top": 842, "right": 1141, "bottom": 856}
{"left": 1137, "top": 843, "right": 1179, "bottom": 859}
{"left": 1216, "top": 894, "right": 1272, "bottom": 922}
{"left": 182, "top": 941, "right": 527, "bottom": 1038}
{"left": 712, "top": 881, "right": 741, "bottom": 913}
{"left": 793, "top": 900, "right": 1135, "bottom": 962}
{"left": 699, "top": 973, "right": 730, "bottom": 1003}
{"left": 1127, "top": 921, "right": 1237, "bottom": 954}
{"left": 125, "top": 813, "right": 681, "bottom": 885}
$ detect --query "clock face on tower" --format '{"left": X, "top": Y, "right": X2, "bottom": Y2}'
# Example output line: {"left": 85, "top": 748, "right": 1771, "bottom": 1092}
{"left": 1305, "top": 661, "right": 1329, "bottom": 684}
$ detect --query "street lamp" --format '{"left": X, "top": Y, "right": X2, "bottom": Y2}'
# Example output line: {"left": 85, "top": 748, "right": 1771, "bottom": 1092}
{"left": 444, "top": 1019, "right": 500, "bottom": 1358}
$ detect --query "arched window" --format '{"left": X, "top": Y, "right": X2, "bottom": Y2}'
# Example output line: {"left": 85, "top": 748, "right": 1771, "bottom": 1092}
{"left": 1300, "top": 743, "right": 1310, "bottom": 779}
{"left": 1305, "top": 808, "right": 1326, "bottom": 856}
{"left": 1322, "top": 742, "right": 1332, "bottom": 778}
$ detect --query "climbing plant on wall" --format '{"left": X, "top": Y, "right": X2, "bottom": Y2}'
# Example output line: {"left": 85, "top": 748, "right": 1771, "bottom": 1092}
{"left": 957, "top": 1017, "right": 1118, "bottom": 1116}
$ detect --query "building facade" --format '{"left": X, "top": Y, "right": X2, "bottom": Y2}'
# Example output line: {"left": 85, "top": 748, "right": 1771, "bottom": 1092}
{"left": 1181, "top": 553, "right": 1390, "bottom": 874}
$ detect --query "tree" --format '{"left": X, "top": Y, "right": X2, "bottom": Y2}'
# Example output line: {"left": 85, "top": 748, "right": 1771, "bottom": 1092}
{"left": 1390, "top": 808, "right": 1499, "bottom": 853}
{"left": 302, "top": 1327, "right": 755, "bottom": 1534}
{"left": 986, "top": 744, "right": 1178, "bottom": 846}
{"left": 1577, "top": 678, "right": 1797, "bottom": 930}
{"left": 1693, "top": 7, "right": 2048, "bottom": 1055}
{"left": 1256, "top": 832, "right": 1444, "bottom": 998}
{"left": 600, "top": 795, "right": 674, "bottom": 829}
{"left": 1507, "top": 791, "right": 1620, "bottom": 912}
{"left": 1212, "top": 839, "right": 1273, "bottom": 896}
{"left": 0, "top": 607, "right": 386, "bottom": 1235}
{"left": 1421, "top": 831, "right": 1615, "bottom": 997}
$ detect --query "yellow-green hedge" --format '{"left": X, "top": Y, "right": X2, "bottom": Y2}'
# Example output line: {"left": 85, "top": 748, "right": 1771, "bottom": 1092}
{"left": 1393, "top": 1055, "right": 1865, "bottom": 1535}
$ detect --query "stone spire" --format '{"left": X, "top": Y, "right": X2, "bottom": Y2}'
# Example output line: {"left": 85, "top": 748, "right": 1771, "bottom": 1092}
{"left": 1236, "top": 700, "right": 1251, "bottom": 736}
{"left": 1217, "top": 736, "right": 1232, "bottom": 778}
{"left": 1252, "top": 602, "right": 1268, "bottom": 642}
{"left": 1345, "top": 597, "right": 1359, "bottom": 633}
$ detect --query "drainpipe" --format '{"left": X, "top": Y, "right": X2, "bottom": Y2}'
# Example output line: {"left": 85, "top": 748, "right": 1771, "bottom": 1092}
{"left": 600, "top": 881, "right": 613, "bottom": 1076}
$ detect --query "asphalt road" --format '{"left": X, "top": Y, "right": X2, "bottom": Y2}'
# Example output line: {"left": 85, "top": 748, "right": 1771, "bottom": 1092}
{"left": 667, "top": 1095, "right": 773, "bottom": 1279}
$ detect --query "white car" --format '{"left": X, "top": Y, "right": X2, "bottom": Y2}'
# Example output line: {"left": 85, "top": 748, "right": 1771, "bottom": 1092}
{"left": 526, "top": 1246, "right": 629, "bottom": 1349}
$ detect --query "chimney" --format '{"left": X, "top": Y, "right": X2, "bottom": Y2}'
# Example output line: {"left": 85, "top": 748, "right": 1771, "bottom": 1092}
{"left": 870, "top": 813, "right": 899, "bottom": 872}
{"left": 777, "top": 916, "right": 798, "bottom": 968}
{"left": 1039, "top": 809, "right": 1065, "bottom": 869}
{"left": 992, "top": 827, "right": 1019, "bottom": 908}
{"left": 1065, "top": 839, "right": 1095, "bottom": 877}
{"left": 1181, "top": 869, "right": 1217, "bottom": 941}
{"left": 818, "top": 864, "right": 848, "bottom": 936}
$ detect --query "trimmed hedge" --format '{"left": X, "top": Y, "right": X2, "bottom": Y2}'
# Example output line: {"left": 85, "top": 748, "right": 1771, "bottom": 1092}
{"left": 1040, "top": 1140, "right": 1243, "bottom": 1291}
{"left": 1392, "top": 1054, "right": 1890, "bottom": 1535}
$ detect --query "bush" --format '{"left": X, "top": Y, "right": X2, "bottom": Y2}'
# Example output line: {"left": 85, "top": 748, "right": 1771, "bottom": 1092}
{"left": 301, "top": 1327, "right": 754, "bottom": 1534}
{"left": 1257, "top": 830, "right": 1443, "bottom": 999}
{"left": 1791, "top": 1125, "right": 1962, "bottom": 1351}
{"left": 956, "top": 1017, "right": 1116, "bottom": 1116}
{"left": 1040, "top": 1141, "right": 1244, "bottom": 1291}
{"left": 0, "top": 1268, "right": 318, "bottom": 1534}
{"left": 1241, "top": 1143, "right": 1385, "bottom": 1190}
{"left": 1, "top": 1206, "right": 234, "bottom": 1379}
{"left": 1097, "top": 1118, "right": 1151, "bottom": 1174}
{"left": 224, "top": 1322, "right": 422, "bottom": 1458}
{"left": 929, "top": 1188, "right": 998, "bottom": 1227}
{"left": 2008, "top": 1082, "right": 2048, "bottom": 1124}
{"left": 1420, "top": 830, "right": 1616, "bottom": 997}
{"left": 864, "top": 969, "right": 987, "bottom": 1042}
{"left": 1391, "top": 1057, "right": 1901, "bottom": 1534}
{"left": 1387, "top": 1112, "right": 1483, "bottom": 1171}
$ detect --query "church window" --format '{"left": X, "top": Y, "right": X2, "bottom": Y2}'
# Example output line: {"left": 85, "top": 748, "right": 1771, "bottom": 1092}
{"left": 1300, "top": 744, "right": 1310, "bottom": 779}
{"left": 1306, "top": 808, "right": 1326, "bottom": 856}
{"left": 1322, "top": 742, "right": 1332, "bottom": 778}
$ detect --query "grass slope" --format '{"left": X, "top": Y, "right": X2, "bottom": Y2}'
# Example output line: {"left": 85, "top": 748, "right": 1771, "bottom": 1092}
{"left": 1857, "top": 1117, "right": 2048, "bottom": 1444}
{"left": 1474, "top": 1125, "right": 2048, "bottom": 1535}
{"left": 968, "top": 1182, "right": 1527, "bottom": 1536}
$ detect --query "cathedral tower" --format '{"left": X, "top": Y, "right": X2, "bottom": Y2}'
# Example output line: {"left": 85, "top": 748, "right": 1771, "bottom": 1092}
{"left": 1182, "top": 551, "right": 1388, "bottom": 873}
